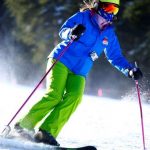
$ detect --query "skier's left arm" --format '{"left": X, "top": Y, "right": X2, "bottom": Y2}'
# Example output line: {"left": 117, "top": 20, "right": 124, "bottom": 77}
{"left": 104, "top": 31, "right": 143, "bottom": 80}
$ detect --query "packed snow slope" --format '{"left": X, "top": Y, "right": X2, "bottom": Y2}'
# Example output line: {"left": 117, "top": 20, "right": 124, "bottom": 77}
{"left": 0, "top": 84, "right": 150, "bottom": 150}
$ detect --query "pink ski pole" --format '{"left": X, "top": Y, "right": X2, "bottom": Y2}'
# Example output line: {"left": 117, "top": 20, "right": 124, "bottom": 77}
{"left": 2, "top": 38, "right": 75, "bottom": 135}
{"left": 135, "top": 79, "right": 146, "bottom": 150}
{"left": 134, "top": 62, "right": 146, "bottom": 150}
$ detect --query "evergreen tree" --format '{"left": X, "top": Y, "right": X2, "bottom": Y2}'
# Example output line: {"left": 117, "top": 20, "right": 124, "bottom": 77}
{"left": 2, "top": 0, "right": 150, "bottom": 96}
{"left": 120, "top": 0, "right": 150, "bottom": 69}
{"left": 5, "top": 0, "right": 80, "bottom": 64}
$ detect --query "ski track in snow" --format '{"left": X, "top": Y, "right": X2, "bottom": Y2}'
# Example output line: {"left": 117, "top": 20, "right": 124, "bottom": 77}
{"left": 0, "top": 84, "right": 150, "bottom": 150}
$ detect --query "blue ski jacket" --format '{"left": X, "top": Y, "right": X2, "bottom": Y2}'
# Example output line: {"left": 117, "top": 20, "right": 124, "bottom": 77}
{"left": 49, "top": 10, "right": 133, "bottom": 77}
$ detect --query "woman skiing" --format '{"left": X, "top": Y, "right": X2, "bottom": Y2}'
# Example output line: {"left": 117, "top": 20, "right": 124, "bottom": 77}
{"left": 14, "top": 0, "right": 143, "bottom": 146}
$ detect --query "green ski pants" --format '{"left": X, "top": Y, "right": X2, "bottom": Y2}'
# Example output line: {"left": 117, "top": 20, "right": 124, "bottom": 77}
{"left": 19, "top": 59, "right": 85, "bottom": 137}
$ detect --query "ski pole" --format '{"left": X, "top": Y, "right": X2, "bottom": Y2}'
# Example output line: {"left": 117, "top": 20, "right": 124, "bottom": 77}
{"left": 134, "top": 62, "right": 146, "bottom": 150}
{"left": 135, "top": 80, "right": 146, "bottom": 150}
{"left": 2, "top": 38, "right": 75, "bottom": 135}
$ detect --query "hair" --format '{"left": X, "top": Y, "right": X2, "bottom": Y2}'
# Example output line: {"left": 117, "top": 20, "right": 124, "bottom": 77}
{"left": 80, "top": 0, "right": 98, "bottom": 12}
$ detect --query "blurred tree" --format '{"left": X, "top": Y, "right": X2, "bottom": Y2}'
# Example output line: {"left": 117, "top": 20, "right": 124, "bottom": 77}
{"left": 5, "top": 0, "right": 80, "bottom": 65}
{"left": 119, "top": 0, "right": 150, "bottom": 69}
{"left": 4, "top": 0, "right": 81, "bottom": 85}
{"left": 2, "top": 0, "right": 150, "bottom": 96}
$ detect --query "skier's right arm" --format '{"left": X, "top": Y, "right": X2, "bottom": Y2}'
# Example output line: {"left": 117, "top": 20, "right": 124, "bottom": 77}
{"left": 59, "top": 12, "right": 84, "bottom": 40}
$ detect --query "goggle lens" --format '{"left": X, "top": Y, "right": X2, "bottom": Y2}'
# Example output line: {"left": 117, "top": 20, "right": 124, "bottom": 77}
{"left": 101, "top": 3, "right": 119, "bottom": 15}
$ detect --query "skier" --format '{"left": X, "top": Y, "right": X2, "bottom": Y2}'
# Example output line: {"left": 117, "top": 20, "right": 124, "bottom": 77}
{"left": 14, "top": 0, "right": 143, "bottom": 146}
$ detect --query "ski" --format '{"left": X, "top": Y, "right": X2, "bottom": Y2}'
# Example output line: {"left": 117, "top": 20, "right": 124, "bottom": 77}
{"left": 49, "top": 146, "right": 96, "bottom": 150}
{"left": 0, "top": 135, "right": 97, "bottom": 150}
{"left": 45, "top": 145, "right": 97, "bottom": 150}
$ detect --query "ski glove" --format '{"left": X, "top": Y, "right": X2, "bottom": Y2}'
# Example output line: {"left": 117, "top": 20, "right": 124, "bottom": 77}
{"left": 70, "top": 24, "right": 86, "bottom": 41}
{"left": 128, "top": 68, "right": 143, "bottom": 80}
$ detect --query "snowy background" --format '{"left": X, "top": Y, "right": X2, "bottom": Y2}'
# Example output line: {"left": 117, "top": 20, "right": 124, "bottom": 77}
{"left": 0, "top": 83, "right": 150, "bottom": 150}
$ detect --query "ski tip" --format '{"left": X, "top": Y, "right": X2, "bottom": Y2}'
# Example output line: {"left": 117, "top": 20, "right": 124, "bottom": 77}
{"left": 81, "top": 146, "right": 97, "bottom": 150}
{"left": 55, "top": 145, "right": 97, "bottom": 150}
{"left": 69, "top": 146, "right": 97, "bottom": 150}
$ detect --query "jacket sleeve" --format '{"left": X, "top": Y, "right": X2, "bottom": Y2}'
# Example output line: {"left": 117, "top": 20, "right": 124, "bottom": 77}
{"left": 59, "top": 11, "right": 83, "bottom": 40}
{"left": 104, "top": 30, "right": 133, "bottom": 76}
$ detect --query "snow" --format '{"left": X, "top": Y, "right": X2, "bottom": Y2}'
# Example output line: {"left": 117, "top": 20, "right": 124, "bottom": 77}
{"left": 0, "top": 137, "right": 58, "bottom": 150}
{"left": 0, "top": 84, "right": 150, "bottom": 150}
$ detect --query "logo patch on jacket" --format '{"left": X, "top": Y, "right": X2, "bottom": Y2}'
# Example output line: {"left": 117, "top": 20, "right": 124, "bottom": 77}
{"left": 102, "top": 37, "right": 108, "bottom": 45}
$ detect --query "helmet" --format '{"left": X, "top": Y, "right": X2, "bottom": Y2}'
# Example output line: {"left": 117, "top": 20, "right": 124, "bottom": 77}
{"left": 99, "top": 0, "right": 120, "bottom": 5}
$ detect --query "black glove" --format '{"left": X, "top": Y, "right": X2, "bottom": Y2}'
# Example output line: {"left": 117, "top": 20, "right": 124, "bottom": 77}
{"left": 128, "top": 68, "right": 143, "bottom": 80}
{"left": 70, "top": 24, "right": 86, "bottom": 41}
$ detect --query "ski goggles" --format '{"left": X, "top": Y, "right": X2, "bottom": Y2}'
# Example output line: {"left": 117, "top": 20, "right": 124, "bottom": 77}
{"left": 100, "top": 3, "right": 119, "bottom": 15}
{"left": 98, "top": 8, "right": 115, "bottom": 22}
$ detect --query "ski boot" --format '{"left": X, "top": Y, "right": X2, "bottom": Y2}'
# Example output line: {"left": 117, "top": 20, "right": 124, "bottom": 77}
{"left": 14, "top": 122, "right": 35, "bottom": 141}
{"left": 34, "top": 129, "right": 60, "bottom": 146}
{"left": 14, "top": 122, "right": 24, "bottom": 133}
